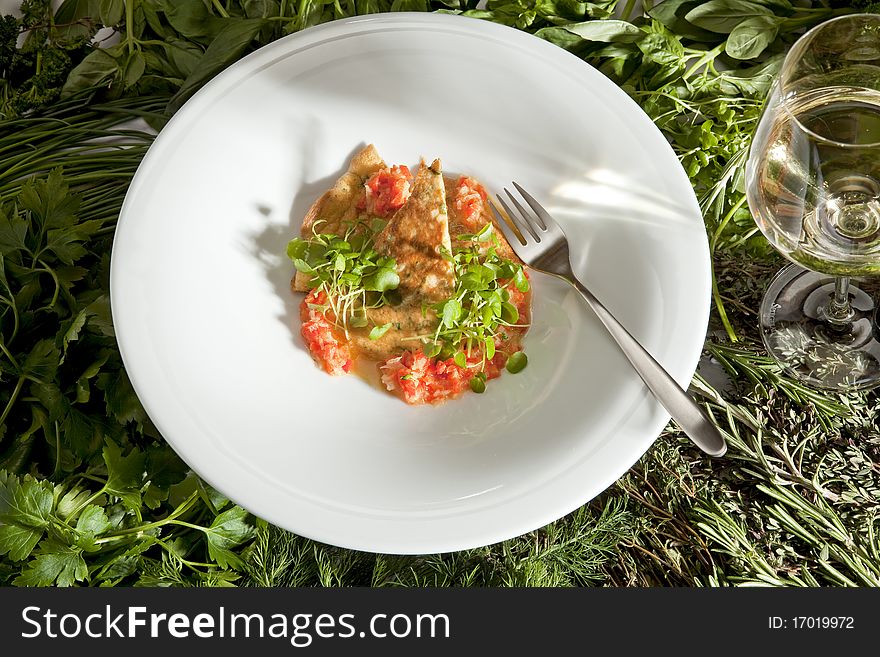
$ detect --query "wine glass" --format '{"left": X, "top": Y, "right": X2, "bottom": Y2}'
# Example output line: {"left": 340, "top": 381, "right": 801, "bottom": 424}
{"left": 745, "top": 13, "right": 880, "bottom": 390}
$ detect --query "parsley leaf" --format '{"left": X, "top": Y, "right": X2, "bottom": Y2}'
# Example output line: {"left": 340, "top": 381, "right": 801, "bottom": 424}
{"left": 102, "top": 441, "right": 146, "bottom": 511}
{"left": 21, "top": 340, "right": 60, "bottom": 383}
{"left": 14, "top": 539, "right": 88, "bottom": 587}
{"left": 0, "top": 470, "right": 53, "bottom": 561}
{"left": 0, "top": 205, "right": 29, "bottom": 255}
{"left": 55, "top": 485, "right": 95, "bottom": 521}
{"left": 75, "top": 504, "right": 112, "bottom": 551}
{"left": 205, "top": 507, "right": 255, "bottom": 570}
{"left": 97, "top": 369, "right": 147, "bottom": 427}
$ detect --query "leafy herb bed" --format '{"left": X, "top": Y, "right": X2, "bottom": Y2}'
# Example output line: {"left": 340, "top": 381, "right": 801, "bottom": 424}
{"left": 1, "top": 0, "right": 878, "bottom": 587}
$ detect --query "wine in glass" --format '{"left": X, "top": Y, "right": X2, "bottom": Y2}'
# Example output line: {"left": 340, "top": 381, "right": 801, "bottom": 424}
{"left": 746, "top": 13, "right": 880, "bottom": 390}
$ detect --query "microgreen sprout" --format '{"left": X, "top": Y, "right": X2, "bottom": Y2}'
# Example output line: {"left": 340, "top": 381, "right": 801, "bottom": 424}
{"left": 287, "top": 221, "right": 400, "bottom": 336}
{"left": 423, "top": 223, "right": 530, "bottom": 374}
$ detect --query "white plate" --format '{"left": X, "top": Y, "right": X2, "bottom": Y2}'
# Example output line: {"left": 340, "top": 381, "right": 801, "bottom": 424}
{"left": 111, "top": 13, "right": 710, "bottom": 554}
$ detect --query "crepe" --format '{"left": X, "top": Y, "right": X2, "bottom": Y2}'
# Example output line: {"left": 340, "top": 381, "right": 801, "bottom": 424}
{"left": 291, "top": 144, "right": 386, "bottom": 292}
{"left": 373, "top": 159, "right": 455, "bottom": 303}
{"left": 291, "top": 146, "right": 533, "bottom": 404}
{"left": 301, "top": 144, "right": 386, "bottom": 237}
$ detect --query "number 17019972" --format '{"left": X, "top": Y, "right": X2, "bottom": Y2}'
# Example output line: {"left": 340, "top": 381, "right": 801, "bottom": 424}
{"left": 769, "top": 616, "right": 854, "bottom": 630}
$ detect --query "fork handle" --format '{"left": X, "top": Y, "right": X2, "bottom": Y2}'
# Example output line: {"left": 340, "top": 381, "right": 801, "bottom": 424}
{"left": 571, "top": 280, "right": 727, "bottom": 457}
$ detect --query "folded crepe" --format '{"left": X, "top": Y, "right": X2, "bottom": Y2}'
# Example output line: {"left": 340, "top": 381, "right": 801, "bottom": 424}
{"left": 372, "top": 158, "right": 454, "bottom": 303}
{"left": 292, "top": 146, "right": 455, "bottom": 305}
{"left": 291, "top": 144, "right": 386, "bottom": 292}
{"left": 301, "top": 144, "right": 386, "bottom": 237}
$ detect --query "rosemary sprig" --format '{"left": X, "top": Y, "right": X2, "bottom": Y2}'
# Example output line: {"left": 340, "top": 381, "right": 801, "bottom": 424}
{"left": 704, "top": 341, "right": 851, "bottom": 425}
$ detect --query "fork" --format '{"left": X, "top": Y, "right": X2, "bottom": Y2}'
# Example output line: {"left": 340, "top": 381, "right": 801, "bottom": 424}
{"left": 492, "top": 183, "right": 727, "bottom": 458}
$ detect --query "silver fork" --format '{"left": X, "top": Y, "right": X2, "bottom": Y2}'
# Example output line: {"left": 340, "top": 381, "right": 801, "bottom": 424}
{"left": 492, "top": 182, "right": 727, "bottom": 458}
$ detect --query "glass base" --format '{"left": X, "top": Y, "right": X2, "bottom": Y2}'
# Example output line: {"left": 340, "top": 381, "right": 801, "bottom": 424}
{"left": 759, "top": 264, "right": 880, "bottom": 391}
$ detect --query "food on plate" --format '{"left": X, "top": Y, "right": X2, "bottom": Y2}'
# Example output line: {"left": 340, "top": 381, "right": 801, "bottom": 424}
{"left": 287, "top": 144, "right": 531, "bottom": 404}
{"left": 373, "top": 158, "right": 455, "bottom": 303}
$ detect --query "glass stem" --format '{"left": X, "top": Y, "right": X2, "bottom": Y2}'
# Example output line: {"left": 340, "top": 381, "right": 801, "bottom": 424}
{"left": 824, "top": 276, "right": 855, "bottom": 328}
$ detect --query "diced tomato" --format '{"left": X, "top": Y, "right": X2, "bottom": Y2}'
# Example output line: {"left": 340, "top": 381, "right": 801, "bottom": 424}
{"left": 300, "top": 290, "right": 352, "bottom": 376}
{"left": 454, "top": 175, "right": 488, "bottom": 226}
{"left": 359, "top": 165, "right": 412, "bottom": 217}
{"left": 378, "top": 345, "right": 515, "bottom": 405}
{"left": 380, "top": 350, "right": 474, "bottom": 405}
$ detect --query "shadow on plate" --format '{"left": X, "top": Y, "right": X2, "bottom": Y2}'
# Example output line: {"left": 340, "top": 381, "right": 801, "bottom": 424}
{"left": 247, "top": 142, "right": 370, "bottom": 357}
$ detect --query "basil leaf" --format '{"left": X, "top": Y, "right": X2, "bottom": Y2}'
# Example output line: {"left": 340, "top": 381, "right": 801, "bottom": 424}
{"left": 122, "top": 51, "right": 146, "bottom": 89}
{"left": 61, "top": 49, "right": 121, "bottom": 98}
{"left": 100, "top": 0, "right": 125, "bottom": 26}
{"left": 725, "top": 16, "right": 780, "bottom": 60}
{"left": 167, "top": 18, "right": 268, "bottom": 113}
{"left": 161, "top": 0, "right": 225, "bottom": 40}
{"left": 685, "top": 0, "right": 773, "bottom": 34}
{"left": 569, "top": 19, "right": 644, "bottom": 42}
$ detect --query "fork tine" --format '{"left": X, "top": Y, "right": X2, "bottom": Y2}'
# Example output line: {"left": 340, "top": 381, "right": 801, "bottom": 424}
{"left": 489, "top": 201, "right": 526, "bottom": 249}
{"left": 511, "top": 181, "right": 554, "bottom": 232}
{"left": 492, "top": 196, "right": 532, "bottom": 245}
{"left": 495, "top": 193, "right": 540, "bottom": 243}
{"left": 502, "top": 189, "right": 542, "bottom": 242}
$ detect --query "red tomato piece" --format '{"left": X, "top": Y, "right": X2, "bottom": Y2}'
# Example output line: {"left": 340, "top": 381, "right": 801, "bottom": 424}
{"left": 454, "top": 175, "right": 488, "bottom": 226}
{"left": 361, "top": 165, "right": 413, "bottom": 217}
{"left": 380, "top": 350, "right": 475, "bottom": 405}
{"left": 300, "top": 290, "right": 352, "bottom": 376}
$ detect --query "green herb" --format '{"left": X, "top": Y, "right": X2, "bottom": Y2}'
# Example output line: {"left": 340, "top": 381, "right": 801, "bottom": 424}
{"left": 0, "top": 93, "right": 255, "bottom": 585}
{"left": 469, "top": 372, "right": 487, "bottom": 394}
{"left": 4, "top": 0, "right": 880, "bottom": 590}
{"left": 287, "top": 223, "right": 399, "bottom": 335}
{"left": 369, "top": 323, "right": 392, "bottom": 340}
{"left": 0, "top": 462, "right": 254, "bottom": 586}
{"left": 0, "top": 1, "right": 92, "bottom": 118}
{"left": 505, "top": 351, "right": 528, "bottom": 374}
{"left": 427, "top": 224, "right": 529, "bottom": 372}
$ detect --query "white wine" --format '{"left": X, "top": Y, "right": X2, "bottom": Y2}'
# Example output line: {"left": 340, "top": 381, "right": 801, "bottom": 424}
{"left": 745, "top": 14, "right": 880, "bottom": 392}
{"left": 749, "top": 86, "right": 880, "bottom": 275}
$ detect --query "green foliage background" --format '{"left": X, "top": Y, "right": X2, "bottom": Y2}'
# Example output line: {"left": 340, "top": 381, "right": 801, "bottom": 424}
{"left": 1, "top": 0, "right": 879, "bottom": 587}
